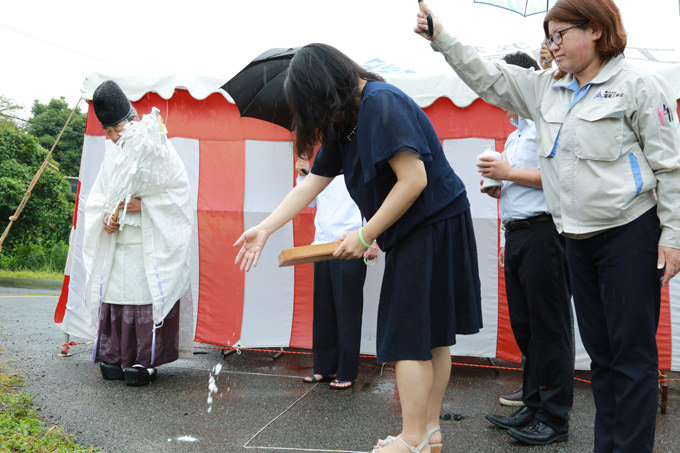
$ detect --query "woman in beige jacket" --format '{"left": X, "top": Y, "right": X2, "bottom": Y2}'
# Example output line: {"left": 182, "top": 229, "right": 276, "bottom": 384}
{"left": 415, "top": 1, "right": 680, "bottom": 452}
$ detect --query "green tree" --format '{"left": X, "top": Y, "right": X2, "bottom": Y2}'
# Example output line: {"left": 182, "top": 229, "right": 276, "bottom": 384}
{"left": 0, "top": 124, "right": 75, "bottom": 268}
{"left": 26, "top": 97, "right": 86, "bottom": 177}
{"left": 0, "top": 96, "right": 23, "bottom": 130}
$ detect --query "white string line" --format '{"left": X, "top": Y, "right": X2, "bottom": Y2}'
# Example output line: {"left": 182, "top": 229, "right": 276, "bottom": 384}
{"left": 242, "top": 383, "right": 317, "bottom": 448}
{"left": 58, "top": 357, "right": 307, "bottom": 380}
{"left": 245, "top": 446, "right": 367, "bottom": 453}
{"left": 211, "top": 370, "right": 303, "bottom": 379}
{"left": 57, "top": 348, "right": 312, "bottom": 380}
{"left": 242, "top": 383, "right": 368, "bottom": 453}
{"left": 166, "top": 365, "right": 303, "bottom": 380}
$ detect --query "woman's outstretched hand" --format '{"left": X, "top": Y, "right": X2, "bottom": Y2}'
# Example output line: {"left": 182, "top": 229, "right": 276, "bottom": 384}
{"left": 234, "top": 227, "right": 270, "bottom": 272}
{"left": 413, "top": 3, "right": 442, "bottom": 41}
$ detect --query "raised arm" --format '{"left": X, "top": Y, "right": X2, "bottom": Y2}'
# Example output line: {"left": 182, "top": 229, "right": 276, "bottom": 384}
{"left": 414, "top": 3, "right": 547, "bottom": 121}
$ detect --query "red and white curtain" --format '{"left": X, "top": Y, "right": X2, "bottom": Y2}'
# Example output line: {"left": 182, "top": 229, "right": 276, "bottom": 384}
{"left": 56, "top": 89, "right": 680, "bottom": 371}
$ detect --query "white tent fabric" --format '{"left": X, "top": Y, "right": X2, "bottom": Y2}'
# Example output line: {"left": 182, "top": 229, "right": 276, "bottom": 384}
{"left": 80, "top": 44, "right": 680, "bottom": 109}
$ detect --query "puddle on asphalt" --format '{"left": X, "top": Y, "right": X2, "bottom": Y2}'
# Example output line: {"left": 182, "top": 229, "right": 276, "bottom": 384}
{"left": 169, "top": 436, "right": 198, "bottom": 443}
{"left": 369, "top": 381, "right": 396, "bottom": 395}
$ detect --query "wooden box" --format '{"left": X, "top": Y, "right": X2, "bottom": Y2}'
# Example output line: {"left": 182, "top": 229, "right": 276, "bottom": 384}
{"left": 278, "top": 241, "right": 342, "bottom": 267}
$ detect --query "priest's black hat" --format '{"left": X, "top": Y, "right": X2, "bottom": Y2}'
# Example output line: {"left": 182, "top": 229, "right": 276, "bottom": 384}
{"left": 92, "top": 80, "right": 133, "bottom": 127}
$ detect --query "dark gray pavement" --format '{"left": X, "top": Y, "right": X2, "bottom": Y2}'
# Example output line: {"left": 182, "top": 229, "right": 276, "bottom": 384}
{"left": 1, "top": 282, "right": 679, "bottom": 452}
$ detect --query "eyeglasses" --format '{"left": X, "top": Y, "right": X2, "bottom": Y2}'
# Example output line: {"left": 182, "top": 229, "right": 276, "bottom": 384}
{"left": 545, "top": 21, "right": 589, "bottom": 47}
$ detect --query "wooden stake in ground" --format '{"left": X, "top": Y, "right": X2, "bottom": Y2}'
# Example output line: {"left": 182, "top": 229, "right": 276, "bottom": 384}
{"left": 0, "top": 97, "right": 82, "bottom": 253}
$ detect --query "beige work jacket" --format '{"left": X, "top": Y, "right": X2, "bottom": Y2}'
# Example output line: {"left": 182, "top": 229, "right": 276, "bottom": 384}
{"left": 432, "top": 30, "right": 680, "bottom": 248}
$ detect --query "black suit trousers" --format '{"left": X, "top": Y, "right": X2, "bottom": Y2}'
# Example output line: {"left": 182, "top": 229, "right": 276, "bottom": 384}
{"left": 504, "top": 220, "right": 573, "bottom": 433}
{"left": 312, "top": 258, "right": 367, "bottom": 382}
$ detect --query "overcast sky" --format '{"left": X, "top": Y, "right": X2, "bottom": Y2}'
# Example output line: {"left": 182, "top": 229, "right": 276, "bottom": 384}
{"left": 2, "top": 0, "right": 679, "bottom": 118}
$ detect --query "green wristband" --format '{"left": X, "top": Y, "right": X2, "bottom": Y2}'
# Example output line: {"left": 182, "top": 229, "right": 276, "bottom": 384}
{"left": 358, "top": 227, "right": 371, "bottom": 248}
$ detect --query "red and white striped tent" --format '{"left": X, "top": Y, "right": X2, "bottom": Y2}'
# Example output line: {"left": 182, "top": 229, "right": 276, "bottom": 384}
{"left": 56, "top": 57, "right": 680, "bottom": 371}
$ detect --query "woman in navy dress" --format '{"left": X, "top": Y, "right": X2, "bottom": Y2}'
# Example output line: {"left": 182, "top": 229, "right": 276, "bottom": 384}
{"left": 234, "top": 43, "right": 482, "bottom": 453}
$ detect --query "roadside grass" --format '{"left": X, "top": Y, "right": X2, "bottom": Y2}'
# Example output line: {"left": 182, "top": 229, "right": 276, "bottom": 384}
{"left": 0, "top": 269, "right": 63, "bottom": 280}
{"left": 0, "top": 364, "right": 96, "bottom": 452}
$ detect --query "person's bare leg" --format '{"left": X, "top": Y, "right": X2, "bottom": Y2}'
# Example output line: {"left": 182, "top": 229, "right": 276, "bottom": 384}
{"left": 425, "top": 346, "right": 451, "bottom": 446}
{"left": 378, "top": 359, "right": 432, "bottom": 452}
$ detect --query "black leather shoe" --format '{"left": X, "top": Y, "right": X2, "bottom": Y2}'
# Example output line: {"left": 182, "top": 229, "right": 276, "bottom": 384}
{"left": 485, "top": 406, "right": 535, "bottom": 430}
{"left": 100, "top": 362, "right": 123, "bottom": 380}
{"left": 508, "top": 419, "right": 568, "bottom": 445}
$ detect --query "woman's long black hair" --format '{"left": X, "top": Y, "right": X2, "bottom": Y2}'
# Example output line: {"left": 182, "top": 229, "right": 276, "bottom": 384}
{"left": 284, "top": 43, "right": 383, "bottom": 158}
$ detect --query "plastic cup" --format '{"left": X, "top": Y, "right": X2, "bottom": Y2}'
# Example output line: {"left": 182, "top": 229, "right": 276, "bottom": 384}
{"left": 477, "top": 149, "right": 503, "bottom": 189}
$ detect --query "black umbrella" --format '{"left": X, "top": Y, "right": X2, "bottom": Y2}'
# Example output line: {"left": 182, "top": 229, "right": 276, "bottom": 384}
{"left": 223, "top": 47, "right": 299, "bottom": 131}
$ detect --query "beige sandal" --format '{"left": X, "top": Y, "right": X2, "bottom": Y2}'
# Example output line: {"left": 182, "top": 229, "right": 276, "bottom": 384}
{"left": 428, "top": 426, "right": 442, "bottom": 453}
{"left": 371, "top": 426, "right": 442, "bottom": 453}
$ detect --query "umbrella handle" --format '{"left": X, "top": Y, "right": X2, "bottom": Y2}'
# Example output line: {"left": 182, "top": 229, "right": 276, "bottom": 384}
{"left": 417, "top": 0, "right": 433, "bottom": 38}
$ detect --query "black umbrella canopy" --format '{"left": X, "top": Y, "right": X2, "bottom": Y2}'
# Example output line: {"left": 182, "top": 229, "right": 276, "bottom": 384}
{"left": 223, "top": 47, "right": 299, "bottom": 131}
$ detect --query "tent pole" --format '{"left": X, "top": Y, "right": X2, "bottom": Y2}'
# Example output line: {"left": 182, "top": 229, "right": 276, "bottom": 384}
{"left": 60, "top": 332, "right": 71, "bottom": 356}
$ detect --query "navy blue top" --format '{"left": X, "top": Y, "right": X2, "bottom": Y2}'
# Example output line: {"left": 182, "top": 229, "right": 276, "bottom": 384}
{"left": 311, "top": 81, "right": 469, "bottom": 251}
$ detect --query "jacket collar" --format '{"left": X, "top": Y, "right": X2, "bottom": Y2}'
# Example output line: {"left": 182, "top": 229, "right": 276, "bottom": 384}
{"left": 551, "top": 54, "right": 625, "bottom": 91}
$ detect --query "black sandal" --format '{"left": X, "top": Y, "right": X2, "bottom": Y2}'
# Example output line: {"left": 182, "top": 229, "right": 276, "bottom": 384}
{"left": 302, "top": 374, "right": 334, "bottom": 383}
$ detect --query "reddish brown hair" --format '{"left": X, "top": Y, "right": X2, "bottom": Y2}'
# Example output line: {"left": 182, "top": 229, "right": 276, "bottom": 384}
{"left": 544, "top": 0, "right": 627, "bottom": 79}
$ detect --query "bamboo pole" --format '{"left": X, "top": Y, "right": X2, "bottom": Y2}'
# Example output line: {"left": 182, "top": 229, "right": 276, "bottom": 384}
{"left": 0, "top": 97, "right": 82, "bottom": 253}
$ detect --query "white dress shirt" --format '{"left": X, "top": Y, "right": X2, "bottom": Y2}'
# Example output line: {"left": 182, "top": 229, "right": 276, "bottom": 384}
{"left": 297, "top": 175, "right": 363, "bottom": 244}
{"left": 499, "top": 116, "right": 549, "bottom": 224}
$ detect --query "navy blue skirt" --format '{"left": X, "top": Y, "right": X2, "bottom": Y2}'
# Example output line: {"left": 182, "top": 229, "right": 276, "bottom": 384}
{"left": 376, "top": 209, "right": 482, "bottom": 363}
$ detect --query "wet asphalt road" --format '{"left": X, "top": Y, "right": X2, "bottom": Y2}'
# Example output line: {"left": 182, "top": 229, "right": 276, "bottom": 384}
{"left": 1, "top": 281, "right": 679, "bottom": 452}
